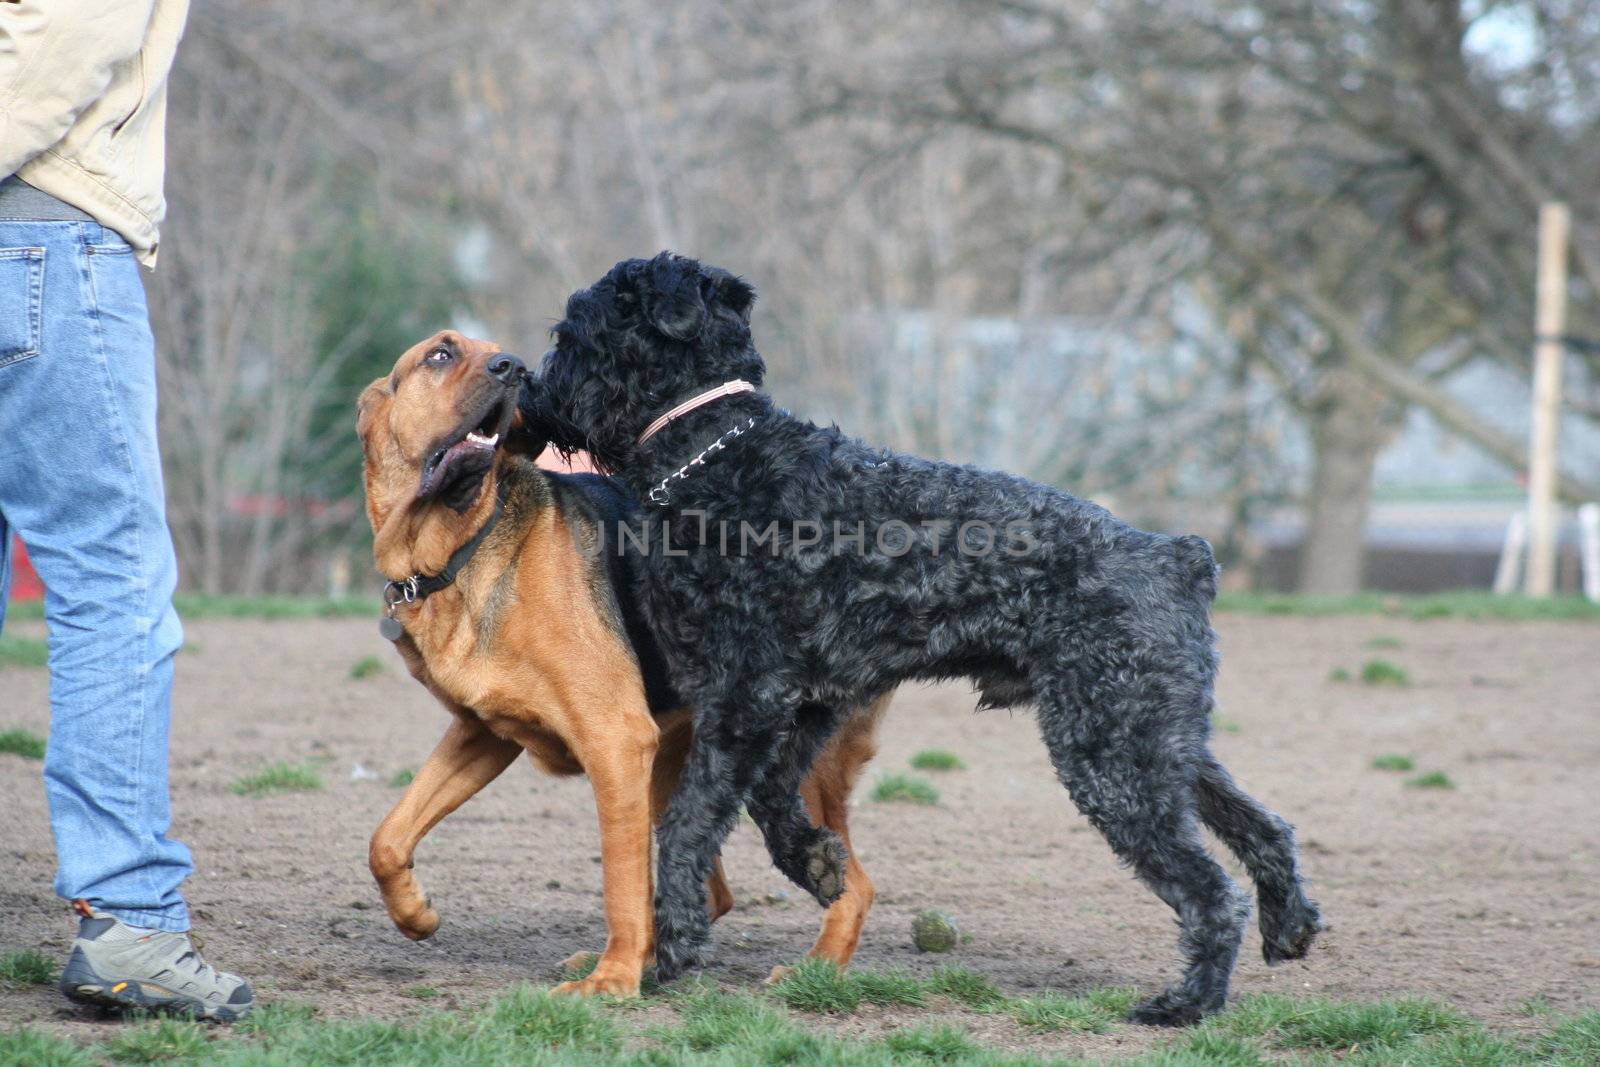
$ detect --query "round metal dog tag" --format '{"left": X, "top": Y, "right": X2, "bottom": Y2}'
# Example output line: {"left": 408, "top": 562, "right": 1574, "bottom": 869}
{"left": 379, "top": 616, "right": 405, "bottom": 642}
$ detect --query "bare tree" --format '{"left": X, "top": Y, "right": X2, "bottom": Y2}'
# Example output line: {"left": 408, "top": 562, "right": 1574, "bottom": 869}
{"left": 772, "top": 0, "right": 1599, "bottom": 591}
{"left": 151, "top": 4, "right": 453, "bottom": 594}
{"left": 145, "top": 0, "right": 1597, "bottom": 596}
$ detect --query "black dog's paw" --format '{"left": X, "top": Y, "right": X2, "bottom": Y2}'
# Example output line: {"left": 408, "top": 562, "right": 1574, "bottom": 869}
{"left": 652, "top": 931, "right": 705, "bottom": 984}
{"left": 1126, "top": 989, "right": 1210, "bottom": 1028}
{"left": 795, "top": 829, "right": 848, "bottom": 907}
{"left": 652, "top": 900, "right": 711, "bottom": 983}
{"left": 1261, "top": 894, "right": 1323, "bottom": 965}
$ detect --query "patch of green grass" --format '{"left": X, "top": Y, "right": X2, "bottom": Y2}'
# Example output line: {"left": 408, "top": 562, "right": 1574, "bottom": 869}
{"left": 1354, "top": 1029, "right": 1529, "bottom": 1067}
{"left": 909, "top": 749, "right": 966, "bottom": 771}
{"left": 879, "top": 1024, "right": 977, "bottom": 1061}
{"left": 770, "top": 960, "right": 971, "bottom": 1013}
{"left": 1365, "top": 634, "right": 1403, "bottom": 649}
{"left": 1009, "top": 990, "right": 1125, "bottom": 1034}
{"left": 1360, "top": 658, "right": 1411, "bottom": 686}
{"left": 871, "top": 772, "right": 940, "bottom": 805}
{"left": 0, "top": 1030, "right": 95, "bottom": 1067}
{"left": 387, "top": 767, "right": 416, "bottom": 788}
{"left": 925, "top": 966, "right": 1007, "bottom": 1009}
{"left": 103, "top": 1018, "right": 211, "bottom": 1063}
{"left": 1407, "top": 770, "right": 1456, "bottom": 790}
{"left": 254, "top": 1015, "right": 464, "bottom": 1063}
{"left": 349, "top": 655, "right": 385, "bottom": 680}
{"left": 1215, "top": 590, "right": 1600, "bottom": 622}
{"left": 852, "top": 967, "right": 928, "bottom": 1008}
{"left": 0, "top": 727, "right": 46, "bottom": 759}
{"left": 771, "top": 961, "right": 1149, "bottom": 1043}
{"left": 229, "top": 761, "right": 324, "bottom": 796}
{"left": 1537, "top": 1011, "right": 1600, "bottom": 1065}
{"left": 768, "top": 958, "right": 863, "bottom": 1013}
{"left": 1371, "top": 754, "right": 1416, "bottom": 772}
{"left": 0, "top": 948, "right": 55, "bottom": 986}
{"left": 1211, "top": 712, "right": 1243, "bottom": 734}
{"left": 1328, "top": 666, "right": 1352, "bottom": 682}
{"left": 1279, "top": 997, "right": 1467, "bottom": 1048}
{"left": 1168, "top": 1029, "right": 1270, "bottom": 1065}
{"left": 233, "top": 1000, "right": 320, "bottom": 1042}
{"left": 1205, "top": 993, "right": 1469, "bottom": 1052}
{"left": 401, "top": 984, "right": 443, "bottom": 1000}
{"left": 1518, "top": 995, "right": 1554, "bottom": 1016}
{"left": 1084, "top": 986, "right": 1141, "bottom": 1018}
{"left": 12, "top": 979, "right": 1594, "bottom": 1067}
{"left": 0, "top": 633, "right": 48, "bottom": 668}
{"left": 483, "top": 985, "right": 620, "bottom": 1050}
{"left": 663, "top": 990, "right": 802, "bottom": 1055}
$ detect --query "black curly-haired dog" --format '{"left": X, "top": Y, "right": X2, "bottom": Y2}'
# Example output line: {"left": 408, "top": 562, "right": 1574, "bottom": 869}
{"left": 519, "top": 252, "right": 1321, "bottom": 1025}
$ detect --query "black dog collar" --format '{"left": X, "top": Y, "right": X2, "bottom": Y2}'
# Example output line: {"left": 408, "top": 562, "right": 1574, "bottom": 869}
{"left": 380, "top": 484, "right": 507, "bottom": 641}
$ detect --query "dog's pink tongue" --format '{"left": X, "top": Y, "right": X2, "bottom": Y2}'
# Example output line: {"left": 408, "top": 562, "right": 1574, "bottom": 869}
{"left": 443, "top": 439, "right": 478, "bottom": 467}
{"left": 426, "top": 433, "right": 499, "bottom": 495}
{"left": 443, "top": 432, "right": 497, "bottom": 467}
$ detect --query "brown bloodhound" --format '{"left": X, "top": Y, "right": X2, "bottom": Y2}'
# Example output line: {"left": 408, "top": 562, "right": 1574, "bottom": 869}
{"left": 357, "top": 330, "right": 887, "bottom": 996}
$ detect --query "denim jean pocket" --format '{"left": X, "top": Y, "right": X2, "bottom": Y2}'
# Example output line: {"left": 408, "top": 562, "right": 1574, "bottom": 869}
{"left": 86, "top": 234, "right": 133, "bottom": 256}
{"left": 0, "top": 246, "right": 46, "bottom": 369}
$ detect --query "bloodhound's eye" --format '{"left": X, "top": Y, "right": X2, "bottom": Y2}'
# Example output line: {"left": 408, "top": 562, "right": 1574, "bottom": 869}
{"left": 426, "top": 346, "right": 454, "bottom": 366}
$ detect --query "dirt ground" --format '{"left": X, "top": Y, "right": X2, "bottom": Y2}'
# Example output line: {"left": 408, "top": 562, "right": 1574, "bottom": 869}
{"left": 2, "top": 613, "right": 1598, "bottom": 1057}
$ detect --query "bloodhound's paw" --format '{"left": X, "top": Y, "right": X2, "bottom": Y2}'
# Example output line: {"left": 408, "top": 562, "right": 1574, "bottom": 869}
{"left": 557, "top": 951, "right": 601, "bottom": 976}
{"left": 552, "top": 971, "right": 641, "bottom": 998}
{"left": 390, "top": 900, "right": 440, "bottom": 941}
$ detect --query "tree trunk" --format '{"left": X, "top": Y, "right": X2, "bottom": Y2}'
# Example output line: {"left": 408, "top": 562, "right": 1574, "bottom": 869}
{"left": 1298, "top": 371, "right": 1389, "bottom": 595}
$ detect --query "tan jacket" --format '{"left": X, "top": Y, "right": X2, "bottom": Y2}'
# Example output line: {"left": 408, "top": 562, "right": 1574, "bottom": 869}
{"left": 0, "top": 0, "right": 189, "bottom": 266}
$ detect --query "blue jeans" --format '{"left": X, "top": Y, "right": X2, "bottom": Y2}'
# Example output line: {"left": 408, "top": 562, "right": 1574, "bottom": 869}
{"left": 0, "top": 219, "right": 192, "bottom": 932}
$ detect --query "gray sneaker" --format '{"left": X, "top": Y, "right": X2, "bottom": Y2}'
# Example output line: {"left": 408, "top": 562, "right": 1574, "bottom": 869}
{"left": 59, "top": 905, "right": 254, "bottom": 1022}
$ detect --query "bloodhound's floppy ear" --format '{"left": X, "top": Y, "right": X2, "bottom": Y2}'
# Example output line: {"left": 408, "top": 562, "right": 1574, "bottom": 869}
{"left": 356, "top": 379, "right": 391, "bottom": 445}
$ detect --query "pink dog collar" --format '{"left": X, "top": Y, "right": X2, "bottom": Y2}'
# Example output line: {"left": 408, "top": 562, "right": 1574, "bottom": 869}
{"left": 636, "top": 379, "right": 757, "bottom": 445}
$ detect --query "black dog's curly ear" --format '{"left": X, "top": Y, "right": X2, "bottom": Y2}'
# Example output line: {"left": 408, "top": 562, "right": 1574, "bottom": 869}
{"left": 642, "top": 252, "right": 708, "bottom": 341}
{"left": 710, "top": 270, "right": 756, "bottom": 324}
{"left": 555, "top": 290, "right": 606, "bottom": 353}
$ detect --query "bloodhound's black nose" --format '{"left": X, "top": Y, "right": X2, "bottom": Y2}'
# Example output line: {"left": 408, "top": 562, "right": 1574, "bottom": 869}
{"left": 487, "top": 354, "right": 525, "bottom": 383}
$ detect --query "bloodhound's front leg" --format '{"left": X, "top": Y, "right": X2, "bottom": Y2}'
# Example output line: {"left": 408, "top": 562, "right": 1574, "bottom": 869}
{"left": 369, "top": 715, "right": 523, "bottom": 939}
{"left": 553, "top": 714, "right": 659, "bottom": 997}
{"left": 558, "top": 711, "right": 735, "bottom": 981}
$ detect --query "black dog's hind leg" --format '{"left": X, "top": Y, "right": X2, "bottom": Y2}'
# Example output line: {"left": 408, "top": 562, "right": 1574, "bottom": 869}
{"left": 653, "top": 705, "right": 788, "bottom": 982}
{"left": 743, "top": 703, "right": 851, "bottom": 908}
{"left": 1038, "top": 685, "right": 1250, "bottom": 1027}
{"left": 1196, "top": 755, "right": 1322, "bottom": 964}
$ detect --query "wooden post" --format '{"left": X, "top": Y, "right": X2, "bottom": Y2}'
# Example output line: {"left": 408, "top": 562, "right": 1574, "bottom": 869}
{"left": 1492, "top": 511, "right": 1526, "bottom": 596}
{"left": 1580, "top": 503, "right": 1600, "bottom": 604}
{"left": 1525, "top": 202, "right": 1569, "bottom": 597}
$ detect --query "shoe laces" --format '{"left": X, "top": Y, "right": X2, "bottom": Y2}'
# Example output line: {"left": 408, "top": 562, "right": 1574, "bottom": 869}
{"left": 172, "top": 932, "right": 218, "bottom": 983}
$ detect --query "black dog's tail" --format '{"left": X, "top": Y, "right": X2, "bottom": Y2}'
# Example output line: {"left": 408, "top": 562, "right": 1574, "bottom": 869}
{"left": 1173, "top": 534, "right": 1219, "bottom": 603}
